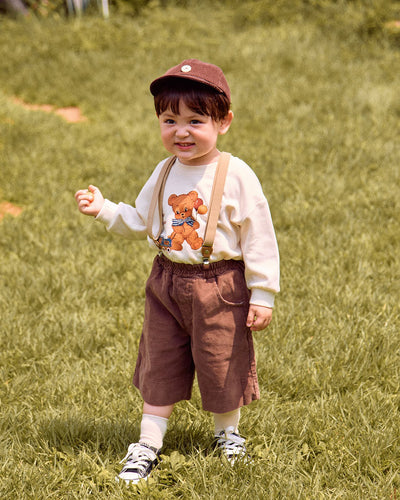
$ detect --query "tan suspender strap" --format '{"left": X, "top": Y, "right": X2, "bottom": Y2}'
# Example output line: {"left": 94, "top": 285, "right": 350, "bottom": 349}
{"left": 146, "top": 156, "right": 176, "bottom": 243}
{"left": 201, "top": 152, "right": 231, "bottom": 264}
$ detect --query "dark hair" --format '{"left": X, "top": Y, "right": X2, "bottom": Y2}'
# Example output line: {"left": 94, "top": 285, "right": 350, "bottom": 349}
{"left": 153, "top": 78, "right": 231, "bottom": 121}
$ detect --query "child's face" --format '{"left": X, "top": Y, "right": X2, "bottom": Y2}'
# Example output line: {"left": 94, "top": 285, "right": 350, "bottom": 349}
{"left": 158, "top": 100, "right": 233, "bottom": 166}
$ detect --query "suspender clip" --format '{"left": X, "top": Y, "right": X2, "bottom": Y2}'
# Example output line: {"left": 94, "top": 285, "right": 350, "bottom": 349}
{"left": 202, "top": 245, "right": 213, "bottom": 268}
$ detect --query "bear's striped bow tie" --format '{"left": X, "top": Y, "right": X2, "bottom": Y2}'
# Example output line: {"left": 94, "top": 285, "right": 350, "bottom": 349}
{"left": 172, "top": 217, "right": 195, "bottom": 227}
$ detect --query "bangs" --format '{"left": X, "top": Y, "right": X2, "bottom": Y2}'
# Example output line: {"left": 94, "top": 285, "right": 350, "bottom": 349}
{"left": 154, "top": 79, "right": 230, "bottom": 121}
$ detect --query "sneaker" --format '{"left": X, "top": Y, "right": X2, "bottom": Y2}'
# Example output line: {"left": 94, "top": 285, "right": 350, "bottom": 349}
{"left": 214, "top": 426, "right": 249, "bottom": 464}
{"left": 117, "top": 442, "right": 159, "bottom": 485}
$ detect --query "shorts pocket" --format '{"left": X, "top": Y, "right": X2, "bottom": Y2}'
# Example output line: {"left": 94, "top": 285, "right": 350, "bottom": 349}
{"left": 212, "top": 268, "right": 250, "bottom": 306}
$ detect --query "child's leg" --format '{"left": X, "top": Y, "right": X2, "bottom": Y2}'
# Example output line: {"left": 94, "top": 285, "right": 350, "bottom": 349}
{"left": 117, "top": 402, "right": 172, "bottom": 484}
{"left": 213, "top": 408, "right": 241, "bottom": 434}
{"left": 139, "top": 402, "right": 173, "bottom": 450}
{"left": 213, "top": 408, "right": 248, "bottom": 463}
{"left": 143, "top": 402, "right": 174, "bottom": 418}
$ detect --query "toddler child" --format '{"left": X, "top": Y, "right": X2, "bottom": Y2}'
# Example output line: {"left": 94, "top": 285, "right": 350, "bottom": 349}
{"left": 75, "top": 59, "right": 280, "bottom": 484}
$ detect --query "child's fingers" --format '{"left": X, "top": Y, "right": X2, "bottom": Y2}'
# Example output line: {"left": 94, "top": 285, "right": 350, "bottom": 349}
{"left": 78, "top": 198, "right": 91, "bottom": 208}
{"left": 246, "top": 307, "right": 257, "bottom": 328}
{"left": 74, "top": 189, "right": 87, "bottom": 200}
{"left": 250, "top": 317, "right": 263, "bottom": 332}
{"left": 252, "top": 317, "right": 270, "bottom": 331}
{"left": 75, "top": 188, "right": 95, "bottom": 203}
{"left": 246, "top": 305, "right": 272, "bottom": 331}
{"left": 75, "top": 186, "right": 104, "bottom": 217}
{"left": 76, "top": 195, "right": 93, "bottom": 208}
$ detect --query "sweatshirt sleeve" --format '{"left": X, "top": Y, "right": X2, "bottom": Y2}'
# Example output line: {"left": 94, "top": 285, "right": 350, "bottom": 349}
{"left": 95, "top": 199, "right": 148, "bottom": 239}
{"left": 228, "top": 159, "right": 279, "bottom": 308}
{"left": 94, "top": 160, "right": 165, "bottom": 240}
{"left": 240, "top": 199, "right": 280, "bottom": 308}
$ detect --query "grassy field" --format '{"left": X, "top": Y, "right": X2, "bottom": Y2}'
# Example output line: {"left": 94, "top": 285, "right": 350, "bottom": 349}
{"left": 1, "top": 1, "right": 400, "bottom": 498}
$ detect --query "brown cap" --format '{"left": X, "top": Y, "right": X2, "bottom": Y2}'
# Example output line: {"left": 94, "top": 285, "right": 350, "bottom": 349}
{"left": 150, "top": 59, "right": 231, "bottom": 102}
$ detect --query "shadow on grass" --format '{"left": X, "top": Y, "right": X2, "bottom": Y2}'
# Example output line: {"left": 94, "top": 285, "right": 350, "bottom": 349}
{"left": 39, "top": 416, "right": 139, "bottom": 455}
{"left": 38, "top": 414, "right": 213, "bottom": 458}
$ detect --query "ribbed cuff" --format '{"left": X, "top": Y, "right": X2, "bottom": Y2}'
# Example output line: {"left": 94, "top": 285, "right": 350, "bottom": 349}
{"left": 250, "top": 288, "right": 275, "bottom": 308}
{"left": 95, "top": 199, "right": 118, "bottom": 225}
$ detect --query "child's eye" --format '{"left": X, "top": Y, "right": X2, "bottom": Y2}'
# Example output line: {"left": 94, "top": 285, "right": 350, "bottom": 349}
{"left": 190, "top": 119, "right": 202, "bottom": 124}
{"left": 164, "top": 119, "right": 175, "bottom": 124}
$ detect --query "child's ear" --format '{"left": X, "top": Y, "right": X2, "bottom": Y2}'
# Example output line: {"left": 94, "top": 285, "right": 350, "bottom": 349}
{"left": 218, "top": 110, "right": 234, "bottom": 136}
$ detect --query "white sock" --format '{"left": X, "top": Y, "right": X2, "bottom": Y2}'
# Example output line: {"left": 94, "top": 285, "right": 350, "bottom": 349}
{"left": 213, "top": 408, "right": 241, "bottom": 435}
{"left": 139, "top": 413, "right": 168, "bottom": 451}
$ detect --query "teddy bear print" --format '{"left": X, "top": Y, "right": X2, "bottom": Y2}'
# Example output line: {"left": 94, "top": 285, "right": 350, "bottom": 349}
{"left": 168, "top": 190, "right": 207, "bottom": 251}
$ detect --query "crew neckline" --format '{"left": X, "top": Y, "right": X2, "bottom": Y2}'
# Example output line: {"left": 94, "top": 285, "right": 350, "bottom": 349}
{"left": 175, "top": 158, "right": 218, "bottom": 168}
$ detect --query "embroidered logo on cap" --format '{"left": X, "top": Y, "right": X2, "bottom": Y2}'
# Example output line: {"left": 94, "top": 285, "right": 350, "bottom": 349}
{"left": 181, "top": 65, "right": 192, "bottom": 73}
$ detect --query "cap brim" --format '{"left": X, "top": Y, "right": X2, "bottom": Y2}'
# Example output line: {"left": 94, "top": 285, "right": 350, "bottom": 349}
{"left": 150, "top": 75, "right": 228, "bottom": 99}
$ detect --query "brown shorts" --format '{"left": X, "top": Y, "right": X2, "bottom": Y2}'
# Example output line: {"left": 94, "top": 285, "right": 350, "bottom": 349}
{"left": 132, "top": 255, "right": 260, "bottom": 413}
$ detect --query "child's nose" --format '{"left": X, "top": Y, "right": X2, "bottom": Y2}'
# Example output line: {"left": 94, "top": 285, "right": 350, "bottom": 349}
{"left": 175, "top": 126, "right": 189, "bottom": 138}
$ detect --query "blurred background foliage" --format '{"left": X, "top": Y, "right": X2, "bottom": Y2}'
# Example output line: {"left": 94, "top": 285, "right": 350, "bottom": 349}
{"left": 1, "top": 0, "right": 400, "bottom": 53}
{"left": 1, "top": 0, "right": 400, "bottom": 43}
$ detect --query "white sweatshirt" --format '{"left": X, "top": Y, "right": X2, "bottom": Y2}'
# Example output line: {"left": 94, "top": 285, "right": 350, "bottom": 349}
{"left": 96, "top": 155, "right": 280, "bottom": 308}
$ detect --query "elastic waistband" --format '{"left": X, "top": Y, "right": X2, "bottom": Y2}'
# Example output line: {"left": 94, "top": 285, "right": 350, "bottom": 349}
{"left": 156, "top": 254, "right": 244, "bottom": 277}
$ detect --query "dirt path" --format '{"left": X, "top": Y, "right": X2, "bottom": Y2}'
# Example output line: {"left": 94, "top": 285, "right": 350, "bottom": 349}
{"left": 12, "top": 97, "right": 88, "bottom": 123}
{"left": 0, "top": 201, "right": 23, "bottom": 221}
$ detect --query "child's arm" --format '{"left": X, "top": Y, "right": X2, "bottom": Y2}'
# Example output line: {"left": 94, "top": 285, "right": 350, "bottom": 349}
{"left": 74, "top": 159, "right": 170, "bottom": 239}
{"left": 246, "top": 304, "right": 273, "bottom": 332}
{"left": 75, "top": 185, "right": 104, "bottom": 217}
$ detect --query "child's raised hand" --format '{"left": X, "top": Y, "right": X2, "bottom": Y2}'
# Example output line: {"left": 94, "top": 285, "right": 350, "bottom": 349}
{"left": 246, "top": 304, "right": 273, "bottom": 332}
{"left": 74, "top": 185, "right": 104, "bottom": 217}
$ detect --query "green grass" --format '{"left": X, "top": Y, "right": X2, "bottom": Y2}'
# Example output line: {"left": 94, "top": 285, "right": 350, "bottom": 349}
{"left": 1, "top": 2, "right": 400, "bottom": 498}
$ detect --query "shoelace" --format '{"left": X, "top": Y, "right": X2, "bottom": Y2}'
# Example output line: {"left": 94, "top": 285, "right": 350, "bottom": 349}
{"left": 119, "top": 443, "right": 157, "bottom": 474}
{"left": 215, "top": 428, "right": 247, "bottom": 459}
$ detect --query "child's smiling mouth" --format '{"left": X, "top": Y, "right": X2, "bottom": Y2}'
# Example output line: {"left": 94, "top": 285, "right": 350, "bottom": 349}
{"left": 175, "top": 142, "right": 195, "bottom": 149}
